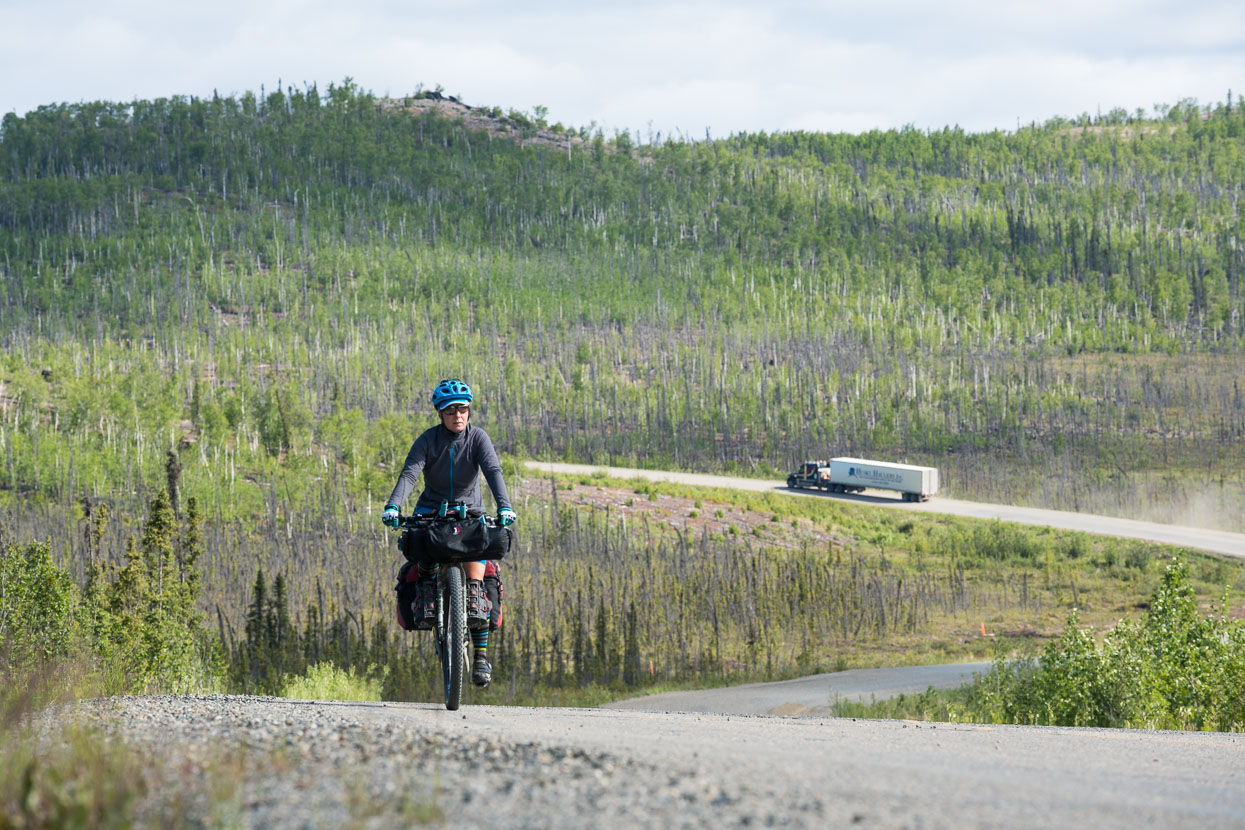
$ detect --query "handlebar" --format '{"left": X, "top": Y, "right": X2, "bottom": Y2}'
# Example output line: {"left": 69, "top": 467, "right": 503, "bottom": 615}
{"left": 397, "top": 513, "right": 507, "bottom": 529}
{"left": 389, "top": 501, "right": 514, "bottom": 529}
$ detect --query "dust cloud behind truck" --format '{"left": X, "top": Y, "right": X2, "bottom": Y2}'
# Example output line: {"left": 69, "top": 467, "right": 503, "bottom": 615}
{"left": 786, "top": 458, "right": 939, "bottom": 502}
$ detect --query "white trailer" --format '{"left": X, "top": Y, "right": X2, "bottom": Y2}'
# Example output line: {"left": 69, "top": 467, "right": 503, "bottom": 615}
{"left": 827, "top": 457, "right": 939, "bottom": 502}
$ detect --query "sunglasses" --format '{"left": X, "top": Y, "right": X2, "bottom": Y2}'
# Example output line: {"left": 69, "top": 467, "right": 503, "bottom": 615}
{"left": 440, "top": 404, "right": 470, "bottom": 415}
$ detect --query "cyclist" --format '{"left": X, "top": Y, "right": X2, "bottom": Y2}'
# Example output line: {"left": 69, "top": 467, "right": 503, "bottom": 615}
{"left": 381, "top": 378, "right": 516, "bottom": 687}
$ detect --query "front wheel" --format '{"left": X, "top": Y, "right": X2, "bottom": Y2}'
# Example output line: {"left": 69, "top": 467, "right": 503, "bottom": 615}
{"left": 439, "top": 566, "right": 468, "bottom": 710}
{"left": 787, "top": 476, "right": 797, "bottom": 489}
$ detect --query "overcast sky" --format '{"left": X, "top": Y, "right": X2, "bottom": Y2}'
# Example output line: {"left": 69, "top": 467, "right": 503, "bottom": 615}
{"left": 2, "top": 0, "right": 1242, "bottom": 138}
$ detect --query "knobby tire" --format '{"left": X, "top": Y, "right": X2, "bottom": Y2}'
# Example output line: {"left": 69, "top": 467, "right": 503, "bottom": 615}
{"left": 441, "top": 565, "right": 468, "bottom": 710}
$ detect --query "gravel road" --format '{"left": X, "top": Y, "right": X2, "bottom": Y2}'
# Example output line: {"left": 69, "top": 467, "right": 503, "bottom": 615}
{"left": 604, "top": 662, "right": 996, "bottom": 716}
{"left": 524, "top": 462, "right": 1245, "bottom": 558}
{"left": 68, "top": 694, "right": 1245, "bottom": 829}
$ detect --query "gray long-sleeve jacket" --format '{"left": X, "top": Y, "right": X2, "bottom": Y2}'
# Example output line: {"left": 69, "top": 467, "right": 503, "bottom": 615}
{"left": 385, "top": 423, "right": 512, "bottom": 517}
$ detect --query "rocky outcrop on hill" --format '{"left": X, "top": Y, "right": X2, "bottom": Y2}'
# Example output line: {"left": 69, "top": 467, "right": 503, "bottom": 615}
{"left": 376, "top": 95, "right": 587, "bottom": 151}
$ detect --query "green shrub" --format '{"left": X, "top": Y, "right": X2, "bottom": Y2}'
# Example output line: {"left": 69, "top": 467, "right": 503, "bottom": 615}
{"left": 81, "top": 492, "right": 223, "bottom": 695}
{"left": 969, "top": 557, "right": 1245, "bottom": 730}
{"left": 280, "top": 662, "right": 386, "bottom": 701}
{"left": 0, "top": 542, "right": 75, "bottom": 669}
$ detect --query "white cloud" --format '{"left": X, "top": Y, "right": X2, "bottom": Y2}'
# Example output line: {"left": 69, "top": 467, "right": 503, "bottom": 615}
{"left": 1, "top": 0, "right": 1241, "bottom": 136}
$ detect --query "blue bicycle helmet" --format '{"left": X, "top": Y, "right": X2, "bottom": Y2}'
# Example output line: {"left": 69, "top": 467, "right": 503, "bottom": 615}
{"left": 431, "top": 378, "right": 474, "bottom": 410}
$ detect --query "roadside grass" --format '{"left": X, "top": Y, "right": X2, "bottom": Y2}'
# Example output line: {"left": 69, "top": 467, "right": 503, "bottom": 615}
{"left": 0, "top": 660, "right": 253, "bottom": 829}
{"left": 344, "top": 773, "right": 444, "bottom": 828}
{"left": 1, "top": 659, "right": 446, "bottom": 829}
{"left": 830, "top": 686, "right": 975, "bottom": 722}
{"left": 2, "top": 716, "right": 160, "bottom": 830}
{"left": 512, "top": 631, "right": 1053, "bottom": 711}
{"left": 280, "top": 662, "right": 387, "bottom": 702}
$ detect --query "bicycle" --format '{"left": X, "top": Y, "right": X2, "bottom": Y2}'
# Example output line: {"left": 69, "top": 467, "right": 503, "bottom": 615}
{"left": 396, "top": 505, "right": 511, "bottom": 711}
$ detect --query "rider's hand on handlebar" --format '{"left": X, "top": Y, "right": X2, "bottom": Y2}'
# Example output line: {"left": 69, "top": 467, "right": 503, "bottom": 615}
{"left": 381, "top": 504, "right": 400, "bottom": 527}
{"left": 498, "top": 507, "right": 516, "bottom": 527}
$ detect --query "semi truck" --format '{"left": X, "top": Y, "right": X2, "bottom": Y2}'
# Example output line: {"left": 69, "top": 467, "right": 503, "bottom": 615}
{"left": 786, "top": 460, "right": 832, "bottom": 490}
{"left": 786, "top": 457, "right": 939, "bottom": 502}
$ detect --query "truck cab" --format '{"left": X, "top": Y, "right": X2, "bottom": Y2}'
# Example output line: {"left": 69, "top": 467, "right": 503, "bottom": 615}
{"left": 787, "top": 460, "right": 831, "bottom": 490}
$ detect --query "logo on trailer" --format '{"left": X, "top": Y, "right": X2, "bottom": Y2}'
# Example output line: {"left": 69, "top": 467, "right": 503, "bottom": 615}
{"left": 847, "top": 465, "right": 902, "bottom": 484}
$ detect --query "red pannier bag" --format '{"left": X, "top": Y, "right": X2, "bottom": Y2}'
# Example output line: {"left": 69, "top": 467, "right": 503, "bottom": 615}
{"left": 395, "top": 560, "right": 504, "bottom": 631}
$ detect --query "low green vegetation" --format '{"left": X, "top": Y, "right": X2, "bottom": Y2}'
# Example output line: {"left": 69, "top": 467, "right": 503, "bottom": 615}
{"left": 0, "top": 539, "right": 74, "bottom": 672}
{"left": 0, "top": 703, "right": 278, "bottom": 830}
{"left": 2, "top": 718, "right": 171, "bottom": 830}
{"left": 0, "top": 498, "right": 219, "bottom": 697}
{"left": 836, "top": 557, "right": 1245, "bottom": 731}
{"left": 280, "top": 661, "right": 386, "bottom": 701}
{"left": 2, "top": 497, "right": 229, "bottom": 828}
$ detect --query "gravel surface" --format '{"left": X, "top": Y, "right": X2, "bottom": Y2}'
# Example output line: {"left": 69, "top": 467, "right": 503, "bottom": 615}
{"left": 50, "top": 693, "right": 1245, "bottom": 829}
{"left": 62, "top": 694, "right": 799, "bottom": 829}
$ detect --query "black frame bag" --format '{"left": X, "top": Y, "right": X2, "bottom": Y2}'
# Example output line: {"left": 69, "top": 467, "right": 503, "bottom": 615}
{"left": 401, "top": 519, "right": 512, "bottom": 563}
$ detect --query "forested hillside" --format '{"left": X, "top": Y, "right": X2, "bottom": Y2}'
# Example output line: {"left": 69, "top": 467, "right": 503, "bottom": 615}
{"left": 2, "top": 83, "right": 1242, "bottom": 533}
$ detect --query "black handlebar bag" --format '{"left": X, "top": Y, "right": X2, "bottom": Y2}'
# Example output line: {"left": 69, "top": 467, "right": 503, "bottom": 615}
{"left": 401, "top": 520, "right": 512, "bottom": 563}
